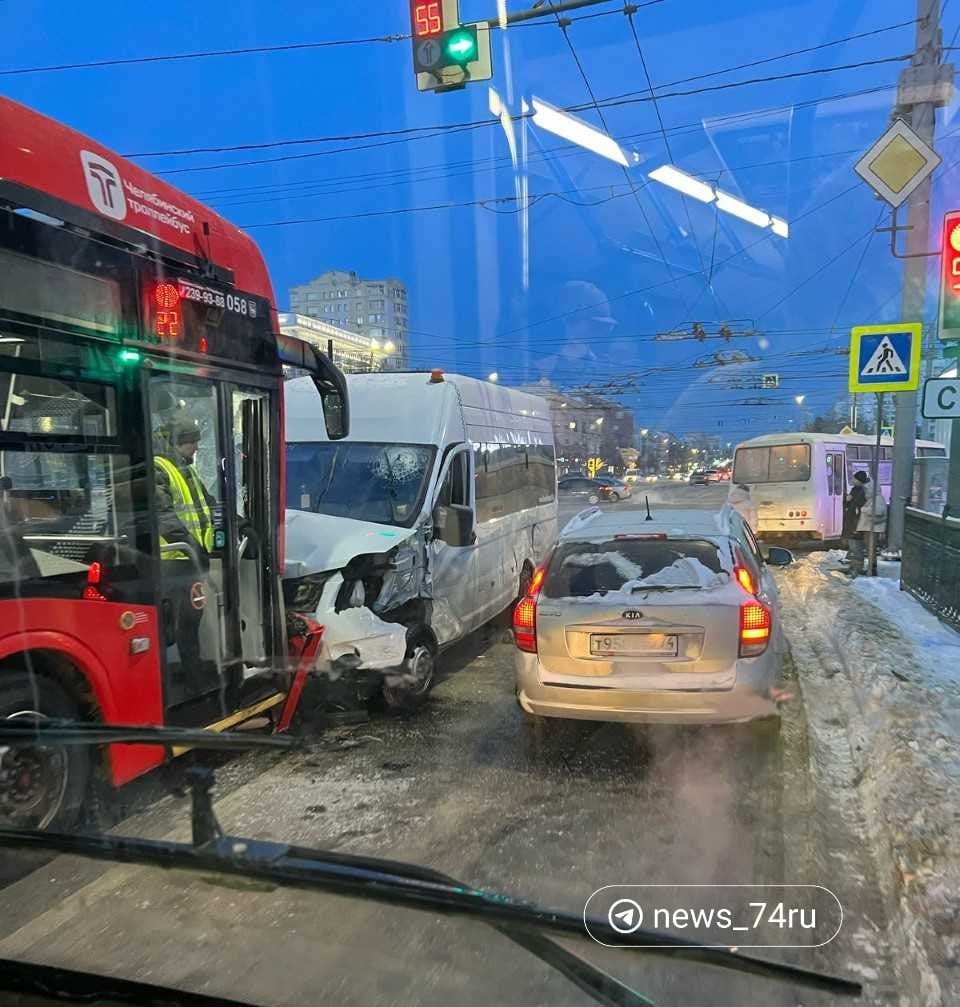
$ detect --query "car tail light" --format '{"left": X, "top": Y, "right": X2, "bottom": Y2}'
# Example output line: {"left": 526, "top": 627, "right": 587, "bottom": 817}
{"left": 734, "top": 564, "right": 756, "bottom": 595}
{"left": 740, "top": 599, "right": 772, "bottom": 657}
{"left": 512, "top": 566, "right": 546, "bottom": 653}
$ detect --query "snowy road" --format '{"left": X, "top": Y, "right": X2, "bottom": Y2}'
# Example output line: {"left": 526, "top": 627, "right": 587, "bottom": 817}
{"left": 0, "top": 486, "right": 941, "bottom": 1005}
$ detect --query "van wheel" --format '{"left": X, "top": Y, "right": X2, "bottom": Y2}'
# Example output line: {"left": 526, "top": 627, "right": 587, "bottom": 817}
{"left": 0, "top": 672, "right": 89, "bottom": 830}
{"left": 608, "top": 491, "right": 621, "bottom": 502}
{"left": 588, "top": 494, "right": 599, "bottom": 505}
{"left": 382, "top": 632, "right": 436, "bottom": 713}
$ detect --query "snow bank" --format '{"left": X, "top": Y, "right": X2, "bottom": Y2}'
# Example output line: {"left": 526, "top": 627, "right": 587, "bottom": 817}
{"left": 851, "top": 576, "right": 960, "bottom": 684}
{"left": 776, "top": 554, "right": 960, "bottom": 1004}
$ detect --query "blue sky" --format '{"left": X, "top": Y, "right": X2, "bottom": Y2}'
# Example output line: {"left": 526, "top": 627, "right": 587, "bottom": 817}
{"left": 3, "top": 0, "right": 958, "bottom": 436}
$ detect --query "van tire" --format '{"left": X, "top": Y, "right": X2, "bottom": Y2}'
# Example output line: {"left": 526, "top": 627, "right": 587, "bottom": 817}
{"left": 608, "top": 491, "right": 621, "bottom": 502}
{"left": 381, "top": 630, "right": 436, "bottom": 713}
{"left": 0, "top": 671, "right": 89, "bottom": 830}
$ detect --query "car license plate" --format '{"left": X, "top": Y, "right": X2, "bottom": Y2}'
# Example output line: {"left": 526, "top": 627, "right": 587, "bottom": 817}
{"left": 589, "top": 633, "right": 678, "bottom": 658}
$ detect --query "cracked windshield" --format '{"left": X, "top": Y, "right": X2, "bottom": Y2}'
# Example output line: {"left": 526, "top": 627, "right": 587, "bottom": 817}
{"left": 2, "top": 0, "right": 960, "bottom": 1004}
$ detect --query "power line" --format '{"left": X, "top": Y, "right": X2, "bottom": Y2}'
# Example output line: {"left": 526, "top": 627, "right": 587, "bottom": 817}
{"left": 600, "top": 17, "right": 917, "bottom": 104}
{"left": 491, "top": 180, "right": 865, "bottom": 340}
{"left": 240, "top": 182, "right": 635, "bottom": 228}
{"left": 544, "top": 0, "right": 695, "bottom": 317}
{"left": 153, "top": 82, "right": 894, "bottom": 177}
{"left": 130, "top": 52, "right": 906, "bottom": 165}
{"left": 624, "top": 0, "right": 712, "bottom": 288}
{"left": 0, "top": 1, "right": 655, "bottom": 78}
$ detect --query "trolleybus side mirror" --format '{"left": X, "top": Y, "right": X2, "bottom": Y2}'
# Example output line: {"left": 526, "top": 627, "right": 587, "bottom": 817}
{"left": 277, "top": 334, "right": 350, "bottom": 440}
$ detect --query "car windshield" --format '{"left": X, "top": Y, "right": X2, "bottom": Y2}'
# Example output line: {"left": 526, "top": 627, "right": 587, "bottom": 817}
{"left": 286, "top": 441, "right": 435, "bottom": 527}
{"left": 2, "top": 2, "right": 958, "bottom": 1004}
{"left": 544, "top": 538, "right": 726, "bottom": 597}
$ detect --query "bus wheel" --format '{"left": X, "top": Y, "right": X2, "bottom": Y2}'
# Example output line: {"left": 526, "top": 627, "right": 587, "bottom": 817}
{"left": 382, "top": 632, "right": 436, "bottom": 713}
{"left": 0, "top": 672, "right": 89, "bottom": 830}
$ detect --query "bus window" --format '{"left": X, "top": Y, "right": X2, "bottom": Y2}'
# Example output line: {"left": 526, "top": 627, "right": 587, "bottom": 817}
{"left": 0, "top": 366, "right": 132, "bottom": 582}
{"left": 735, "top": 444, "right": 811, "bottom": 483}
{"left": 833, "top": 454, "right": 845, "bottom": 496}
{"left": 732, "top": 446, "right": 770, "bottom": 483}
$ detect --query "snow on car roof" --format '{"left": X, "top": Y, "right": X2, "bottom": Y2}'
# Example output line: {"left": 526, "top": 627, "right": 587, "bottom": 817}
{"left": 560, "top": 506, "right": 733, "bottom": 541}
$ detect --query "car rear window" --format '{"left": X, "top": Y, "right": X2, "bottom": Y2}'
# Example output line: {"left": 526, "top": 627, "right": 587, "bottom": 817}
{"left": 543, "top": 539, "right": 726, "bottom": 598}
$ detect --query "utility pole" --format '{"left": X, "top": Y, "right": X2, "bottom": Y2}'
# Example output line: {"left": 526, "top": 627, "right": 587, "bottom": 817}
{"left": 888, "top": 0, "right": 952, "bottom": 552}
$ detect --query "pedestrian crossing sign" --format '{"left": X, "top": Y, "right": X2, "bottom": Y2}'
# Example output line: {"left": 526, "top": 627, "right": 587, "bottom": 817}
{"left": 848, "top": 323, "right": 922, "bottom": 393}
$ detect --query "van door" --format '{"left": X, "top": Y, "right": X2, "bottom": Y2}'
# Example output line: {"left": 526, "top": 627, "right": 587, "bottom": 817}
{"left": 428, "top": 445, "right": 484, "bottom": 644}
{"left": 825, "top": 450, "right": 845, "bottom": 538}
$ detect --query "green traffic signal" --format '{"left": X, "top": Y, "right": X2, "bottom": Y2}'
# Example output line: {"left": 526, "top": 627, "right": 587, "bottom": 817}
{"left": 443, "top": 27, "right": 477, "bottom": 64}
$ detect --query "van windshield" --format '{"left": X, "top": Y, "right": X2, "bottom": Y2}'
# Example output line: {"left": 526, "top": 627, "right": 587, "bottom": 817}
{"left": 733, "top": 444, "right": 811, "bottom": 484}
{"left": 286, "top": 441, "right": 436, "bottom": 528}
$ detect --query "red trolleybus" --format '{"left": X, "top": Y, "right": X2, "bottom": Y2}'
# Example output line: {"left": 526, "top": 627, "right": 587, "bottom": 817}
{"left": 0, "top": 97, "right": 347, "bottom": 828}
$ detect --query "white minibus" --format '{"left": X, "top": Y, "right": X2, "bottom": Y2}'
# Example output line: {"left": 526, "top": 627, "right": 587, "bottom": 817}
{"left": 282, "top": 371, "right": 558, "bottom": 708}
{"left": 732, "top": 432, "right": 946, "bottom": 542}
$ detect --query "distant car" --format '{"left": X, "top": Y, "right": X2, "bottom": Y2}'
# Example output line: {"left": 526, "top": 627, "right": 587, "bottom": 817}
{"left": 717, "top": 468, "right": 732, "bottom": 482}
{"left": 688, "top": 470, "right": 709, "bottom": 484}
{"left": 623, "top": 469, "right": 640, "bottom": 484}
{"left": 593, "top": 475, "right": 632, "bottom": 500}
{"left": 513, "top": 506, "right": 794, "bottom": 729}
{"left": 704, "top": 469, "right": 723, "bottom": 483}
{"left": 557, "top": 476, "right": 612, "bottom": 505}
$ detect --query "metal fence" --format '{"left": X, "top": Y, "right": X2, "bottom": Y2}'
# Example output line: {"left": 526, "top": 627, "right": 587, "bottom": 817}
{"left": 901, "top": 507, "right": 960, "bottom": 631}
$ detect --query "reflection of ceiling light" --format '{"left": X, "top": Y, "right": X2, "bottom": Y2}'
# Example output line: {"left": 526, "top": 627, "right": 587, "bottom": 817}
{"left": 530, "top": 98, "right": 630, "bottom": 167}
{"left": 0, "top": 337, "right": 25, "bottom": 344}
{"left": 648, "top": 163, "right": 789, "bottom": 238}
{"left": 715, "top": 191, "right": 771, "bottom": 228}
{"left": 648, "top": 165, "right": 715, "bottom": 203}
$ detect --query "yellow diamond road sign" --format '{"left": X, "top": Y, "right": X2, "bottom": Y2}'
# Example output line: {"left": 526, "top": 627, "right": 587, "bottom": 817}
{"left": 854, "top": 119, "right": 941, "bottom": 209}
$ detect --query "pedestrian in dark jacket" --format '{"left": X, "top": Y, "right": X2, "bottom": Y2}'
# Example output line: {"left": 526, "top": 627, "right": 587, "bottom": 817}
{"left": 841, "top": 471, "right": 868, "bottom": 565}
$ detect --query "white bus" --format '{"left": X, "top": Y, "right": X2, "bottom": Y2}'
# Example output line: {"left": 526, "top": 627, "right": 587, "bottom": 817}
{"left": 732, "top": 432, "right": 947, "bottom": 543}
{"left": 281, "top": 371, "right": 558, "bottom": 708}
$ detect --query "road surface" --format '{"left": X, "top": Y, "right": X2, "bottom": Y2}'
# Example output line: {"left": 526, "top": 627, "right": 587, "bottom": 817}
{"left": 0, "top": 485, "right": 900, "bottom": 1005}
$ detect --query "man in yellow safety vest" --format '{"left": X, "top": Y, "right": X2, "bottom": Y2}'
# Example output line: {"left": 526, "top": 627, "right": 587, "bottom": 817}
{"left": 154, "top": 416, "right": 217, "bottom": 675}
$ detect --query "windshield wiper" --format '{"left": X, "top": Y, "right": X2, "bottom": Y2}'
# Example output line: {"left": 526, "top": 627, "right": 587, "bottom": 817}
{"left": 0, "top": 720, "right": 299, "bottom": 752}
{"left": 0, "top": 730, "right": 861, "bottom": 1003}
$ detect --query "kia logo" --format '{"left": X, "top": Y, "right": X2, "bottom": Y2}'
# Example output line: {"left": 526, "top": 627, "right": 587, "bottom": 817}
{"left": 622, "top": 610, "right": 643, "bottom": 620}
{"left": 80, "top": 150, "right": 127, "bottom": 221}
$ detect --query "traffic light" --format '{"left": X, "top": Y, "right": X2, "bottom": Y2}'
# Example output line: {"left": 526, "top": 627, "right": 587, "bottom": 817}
{"left": 410, "top": 1, "right": 491, "bottom": 92}
{"left": 939, "top": 209, "right": 960, "bottom": 341}
{"left": 443, "top": 26, "right": 478, "bottom": 63}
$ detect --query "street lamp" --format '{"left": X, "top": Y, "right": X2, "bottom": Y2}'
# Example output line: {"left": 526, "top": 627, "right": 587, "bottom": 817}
{"left": 794, "top": 394, "right": 806, "bottom": 405}
{"left": 384, "top": 340, "right": 396, "bottom": 354}
{"left": 640, "top": 428, "right": 649, "bottom": 436}
{"left": 595, "top": 417, "right": 604, "bottom": 426}
{"left": 369, "top": 338, "right": 381, "bottom": 370}
{"left": 488, "top": 371, "right": 499, "bottom": 382}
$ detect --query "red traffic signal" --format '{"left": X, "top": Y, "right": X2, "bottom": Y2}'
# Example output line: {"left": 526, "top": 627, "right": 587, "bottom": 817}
{"left": 939, "top": 210, "right": 960, "bottom": 340}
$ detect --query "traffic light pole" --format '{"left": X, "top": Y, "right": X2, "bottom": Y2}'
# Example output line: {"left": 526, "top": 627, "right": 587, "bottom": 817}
{"left": 888, "top": 0, "right": 945, "bottom": 554}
